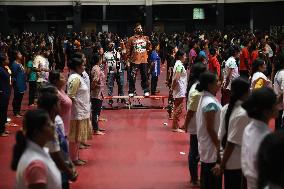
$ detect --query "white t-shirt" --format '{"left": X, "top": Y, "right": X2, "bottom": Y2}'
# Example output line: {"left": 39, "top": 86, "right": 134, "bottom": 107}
{"left": 274, "top": 70, "right": 284, "bottom": 110}
{"left": 218, "top": 101, "right": 250, "bottom": 170}
{"left": 251, "top": 71, "right": 271, "bottom": 90}
{"left": 172, "top": 60, "right": 187, "bottom": 98}
{"left": 67, "top": 73, "right": 91, "bottom": 120}
{"left": 45, "top": 115, "right": 65, "bottom": 154}
{"left": 103, "top": 50, "right": 122, "bottom": 73}
{"left": 196, "top": 91, "right": 222, "bottom": 163}
{"left": 186, "top": 82, "right": 201, "bottom": 135}
{"left": 33, "top": 55, "right": 49, "bottom": 82}
{"left": 223, "top": 57, "right": 239, "bottom": 90}
{"left": 241, "top": 119, "right": 272, "bottom": 189}
{"left": 82, "top": 71, "right": 90, "bottom": 91}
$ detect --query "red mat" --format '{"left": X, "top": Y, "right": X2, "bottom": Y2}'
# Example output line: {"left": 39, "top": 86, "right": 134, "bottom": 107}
{"left": 0, "top": 65, "right": 192, "bottom": 189}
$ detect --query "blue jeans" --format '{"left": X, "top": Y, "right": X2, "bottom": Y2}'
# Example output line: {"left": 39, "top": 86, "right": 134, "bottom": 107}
{"left": 188, "top": 134, "right": 199, "bottom": 182}
{"left": 107, "top": 71, "right": 124, "bottom": 96}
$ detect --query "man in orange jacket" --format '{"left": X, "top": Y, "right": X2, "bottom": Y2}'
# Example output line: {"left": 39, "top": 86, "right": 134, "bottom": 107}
{"left": 126, "top": 23, "right": 151, "bottom": 97}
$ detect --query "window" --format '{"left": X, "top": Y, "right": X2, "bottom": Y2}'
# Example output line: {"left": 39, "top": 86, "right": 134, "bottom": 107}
{"left": 193, "top": 8, "right": 205, "bottom": 20}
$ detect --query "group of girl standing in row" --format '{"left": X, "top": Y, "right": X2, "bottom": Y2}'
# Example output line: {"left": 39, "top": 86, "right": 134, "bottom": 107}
{"left": 5, "top": 47, "right": 108, "bottom": 189}
{"left": 170, "top": 41, "right": 284, "bottom": 188}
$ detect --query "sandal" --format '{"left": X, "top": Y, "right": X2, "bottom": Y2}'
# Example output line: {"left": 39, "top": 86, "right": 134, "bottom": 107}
{"left": 94, "top": 131, "right": 105, "bottom": 135}
{"left": 79, "top": 144, "right": 88, "bottom": 149}
{"left": 81, "top": 143, "right": 91, "bottom": 147}
{"left": 78, "top": 159, "right": 88, "bottom": 163}
{"left": 0, "top": 132, "right": 9, "bottom": 137}
{"left": 73, "top": 160, "right": 86, "bottom": 166}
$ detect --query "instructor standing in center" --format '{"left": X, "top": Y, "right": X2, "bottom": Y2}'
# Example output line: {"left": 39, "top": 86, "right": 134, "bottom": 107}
{"left": 126, "top": 23, "right": 151, "bottom": 97}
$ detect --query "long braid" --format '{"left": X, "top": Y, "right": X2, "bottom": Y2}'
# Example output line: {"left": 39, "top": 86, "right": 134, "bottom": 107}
{"left": 221, "top": 77, "right": 250, "bottom": 149}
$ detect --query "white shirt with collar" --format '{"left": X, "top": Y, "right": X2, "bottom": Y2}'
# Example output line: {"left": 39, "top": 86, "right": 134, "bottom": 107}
{"left": 218, "top": 101, "right": 251, "bottom": 170}
{"left": 241, "top": 119, "right": 272, "bottom": 189}
{"left": 16, "top": 140, "right": 62, "bottom": 189}
{"left": 67, "top": 72, "right": 91, "bottom": 120}
{"left": 172, "top": 60, "right": 187, "bottom": 98}
{"left": 196, "top": 91, "right": 222, "bottom": 163}
{"left": 223, "top": 56, "right": 239, "bottom": 90}
{"left": 186, "top": 82, "right": 201, "bottom": 135}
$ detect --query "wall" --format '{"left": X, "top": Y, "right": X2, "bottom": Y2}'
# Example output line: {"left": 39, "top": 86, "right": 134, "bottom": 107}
{"left": 0, "top": 0, "right": 282, "bottom": 6}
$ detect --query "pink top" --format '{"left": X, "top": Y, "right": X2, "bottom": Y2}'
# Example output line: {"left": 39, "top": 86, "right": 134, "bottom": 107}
{"left": 24, "top": 160, "right": 47, "bottom": 186}
{"left": 58, "top": 89, "right": 72, "bottom": 135}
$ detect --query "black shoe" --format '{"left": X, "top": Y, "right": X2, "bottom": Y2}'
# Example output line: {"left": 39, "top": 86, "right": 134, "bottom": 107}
{"left": 121, "top": 99, "right": 127, "bottom": 104}
{"left": 108, "top": 99, "right": 114, "bottom": 105}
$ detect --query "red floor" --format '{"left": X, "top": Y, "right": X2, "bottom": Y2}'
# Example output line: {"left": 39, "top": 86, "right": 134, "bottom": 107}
{"left": 0, "top": 65, "right": 193, "bottom": 189}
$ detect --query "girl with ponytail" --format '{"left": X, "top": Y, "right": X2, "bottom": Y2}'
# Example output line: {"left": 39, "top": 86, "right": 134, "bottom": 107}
{"left": 11, "top": 109, "right": 62, "bottom": 189}
{"left": 183, "top": 62, "right": 207, "bottom": 187}
{"left": 212, "top": 77, "right": 250, "bottom": 189}
{"left": 195, "top": 71, "right": 222, "bottom": 189}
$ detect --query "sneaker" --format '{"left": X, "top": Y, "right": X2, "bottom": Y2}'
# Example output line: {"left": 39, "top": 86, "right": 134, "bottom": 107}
{"left": 129, "top": 93, "right": 134, "bottom": 97}
{"left": 144, "top": 92, "right": 150, "bottom": 97}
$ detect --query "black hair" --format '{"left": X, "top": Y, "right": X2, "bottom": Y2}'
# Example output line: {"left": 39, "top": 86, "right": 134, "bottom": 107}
{"left": 41, "top": 46, "right": 51, "bottom": 53}
{"left": 228, "top": 45, "right": 240, "bottom": 57}
{"left": 274, "top": 52, "right": 284, "bottom": 73}
{"left": 37, "top": 86, "right": 59, "bottom": 112}
{"left": 209, "top": 47, "right": 217, "bottom": 56}
{"left": 11, "top": 109, "right": 50, "bottom": 171}
{"left": 167, "top": 43, "right": 176, "bottom": 55}
{"left": 93, "top": 42, "right": 102, "bottom": 53}
{"left": 251, "top": 58, "right": 266, "bottom": 75}
{"left": 186, "top": 63, "right": 207, "bottom": 96}
{"left": 196, "top": 71, "right": 217, "bottom": 92}
{"left": 242, "top": 87, "right": 276, "bottom": 120}
{"left": 135, "top": 22, "right": 142, "bottom": 28}
{"left": 67, "top": 57, "right": 84, "bottom": 70}
{"left": 11, "top": 49, "right": 21, "bottom": 62}
{"left": 72, "top": 51, "right": 83, "bottom": 59}
{"left": 221, "top": 77, "right": 250, "bottom": 148}
{"left": 151, "top": 41, "right": 159, "bottom": 50}
{"left": 242, "top": 38, "right": 250, "bottom": 47}
{"left": 49, "top": 70, "right": 61, "bottom": 85}
{"left": 175, "top": 50, "right": 185, "bottom": 60}
{"left": 257, "top": 130, "right": 284, "bottom": 189}
{"left": 0, "top": 52, "right": 7, "bottom": 67}
{"left": 93, "top": 53, "right": 101, "bottom": 66}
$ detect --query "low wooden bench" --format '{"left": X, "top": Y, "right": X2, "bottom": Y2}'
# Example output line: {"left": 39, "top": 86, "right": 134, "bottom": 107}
{"left": 103, "top": 95, "right": 168, "bottom": 109}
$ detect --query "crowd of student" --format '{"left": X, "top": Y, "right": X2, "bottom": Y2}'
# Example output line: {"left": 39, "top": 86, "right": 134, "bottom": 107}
{"left": 0, "top": 23, "right": 284, "bottom": 189}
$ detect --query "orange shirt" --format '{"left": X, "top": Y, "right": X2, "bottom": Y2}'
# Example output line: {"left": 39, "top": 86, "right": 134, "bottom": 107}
{"left": 240, "top": 47, "right": 250, "bottom": 71}
{"left": 251, "top": 50, "right": 259, "bottom": 64}
{"left": 209, "top": 55, "right": 221, "bottom": 78}
{"left": 126, "top": 35, "right": 151, "bottom": 64}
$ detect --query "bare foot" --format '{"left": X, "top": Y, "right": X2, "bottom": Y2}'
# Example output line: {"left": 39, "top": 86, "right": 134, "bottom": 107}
{"left": 99, "top": 117, "right": 107, "bottom": 122}
{"left": 94, "top": 131, "right": 105, "bottom": 135}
